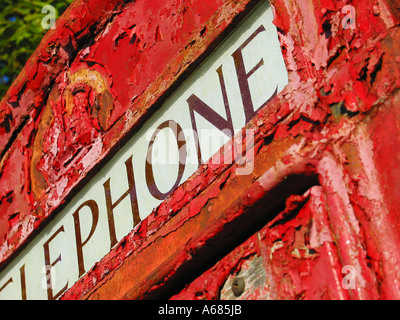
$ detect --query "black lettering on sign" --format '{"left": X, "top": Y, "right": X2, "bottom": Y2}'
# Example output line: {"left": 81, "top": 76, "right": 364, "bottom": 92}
{"left": 232, "top": 24, "right": 278, "bottom": 124}
{"left": 103, "top": 155, "right": 141, "bottom": 249}
{"left": 146, "top": 120, "right": 187, "bottom": 200}
{"left": 73, "top": 200, "right": 99, "bottom": 278}
{"left": 43, "top": 226, "right": 68, "bottom": 300}
{"left": 187, "top": 65, "right": 233, "bottom": 166}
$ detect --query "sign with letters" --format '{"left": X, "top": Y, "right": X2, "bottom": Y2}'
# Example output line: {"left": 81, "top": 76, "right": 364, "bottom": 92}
{"left": 0, "top": 2, "right": 288, "bottom": 299}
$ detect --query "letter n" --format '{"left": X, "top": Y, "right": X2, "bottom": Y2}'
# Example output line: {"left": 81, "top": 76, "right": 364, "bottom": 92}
{"left": 186, "top": 65, "right": 233, "bottom": 166}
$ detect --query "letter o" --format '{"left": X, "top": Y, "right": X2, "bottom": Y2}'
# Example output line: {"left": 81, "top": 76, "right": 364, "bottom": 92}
{"left": 146, "top": 120, "right": 187, "bottom": 200}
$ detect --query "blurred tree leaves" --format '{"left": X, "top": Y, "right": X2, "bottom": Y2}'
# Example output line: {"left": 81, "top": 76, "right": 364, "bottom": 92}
{"left": 0, "top": 0, "right": 73, "bottom": 99}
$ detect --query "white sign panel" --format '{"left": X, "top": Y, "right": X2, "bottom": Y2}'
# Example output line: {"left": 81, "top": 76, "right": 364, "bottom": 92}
{"left": 0, "top": 1, "right": 288, "bottom": 300}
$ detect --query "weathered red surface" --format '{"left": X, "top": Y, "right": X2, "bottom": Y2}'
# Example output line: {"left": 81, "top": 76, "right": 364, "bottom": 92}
{"left": 1, "top": 0, "right": 400, "bottom": 300}
{"left": 0, "top": 0, "right": 257, "bottom": 266}
{"left": 171, "top": 187, "right": 350, "bottom": 300}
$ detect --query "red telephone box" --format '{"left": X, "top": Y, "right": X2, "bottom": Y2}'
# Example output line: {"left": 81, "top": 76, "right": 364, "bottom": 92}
{"left": 0, "top": 0, "right": 400, "bottom": 300}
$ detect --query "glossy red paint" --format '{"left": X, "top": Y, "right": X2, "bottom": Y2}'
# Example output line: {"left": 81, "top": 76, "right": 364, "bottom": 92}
{"left": 1, "top": 0, "right": 400, "bottom": 300}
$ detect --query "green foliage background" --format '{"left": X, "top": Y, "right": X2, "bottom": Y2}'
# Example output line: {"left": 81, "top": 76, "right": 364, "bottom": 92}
{"left": 0, "top": 0, "right": 73, "bottom": 100}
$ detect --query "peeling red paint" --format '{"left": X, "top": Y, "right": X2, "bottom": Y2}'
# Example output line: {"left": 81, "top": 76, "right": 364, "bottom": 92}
{"left": 1, "top": 0, "right": 400, "bottom": 300}
{"left": 0, "top": 0, "right": 257, "bottom": 266}
{"left": 171, "top": 187, "right": 351, "bottom": 300}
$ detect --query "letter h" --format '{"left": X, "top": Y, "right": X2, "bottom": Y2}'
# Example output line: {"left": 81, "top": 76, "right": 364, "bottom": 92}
{"left": 103, "top": 156, "right": 141, "bottom": 248}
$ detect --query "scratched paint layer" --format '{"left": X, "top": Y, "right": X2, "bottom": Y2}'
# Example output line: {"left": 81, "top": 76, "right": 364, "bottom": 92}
{"left": 1, "top": 0, "right": 400, "bottom": 300}
{"left": 0, "top": 0, "right": 255, "bottom": 267}
{"left": 0, "top": 2, "right": 288, "bottom": 299}
{"left": 171, "top": 187, "right": 348, "bottom": 300}
{"left": 72, "top": 0, "right": 400, "bottom": 300}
